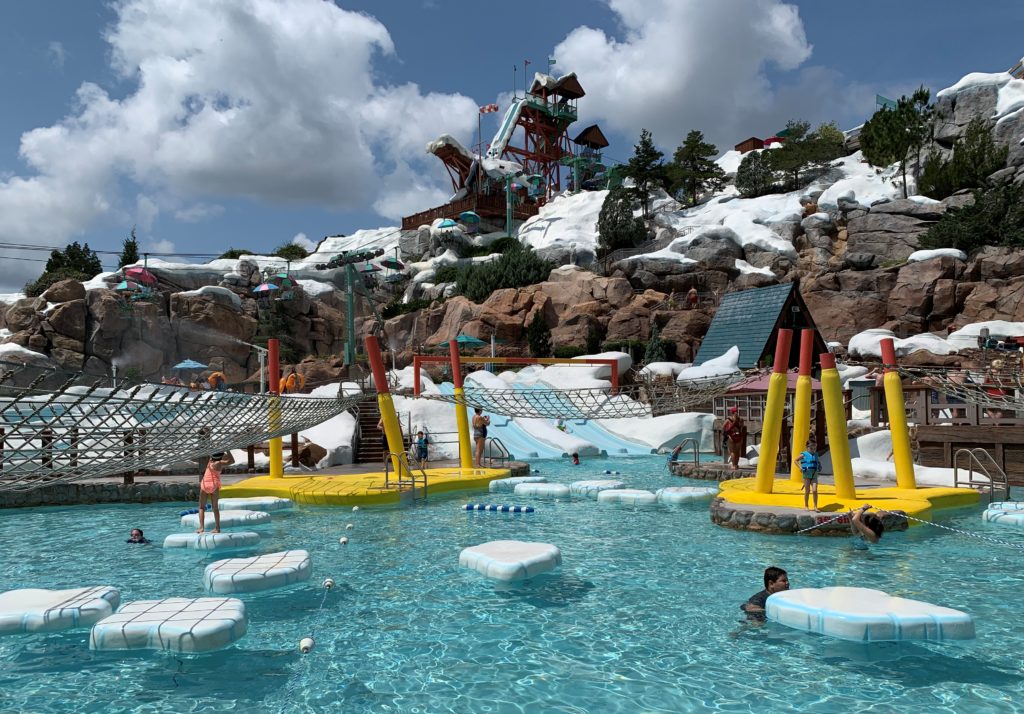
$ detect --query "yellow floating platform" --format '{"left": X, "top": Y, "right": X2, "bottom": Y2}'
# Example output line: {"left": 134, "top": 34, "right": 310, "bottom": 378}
{"left": 718, "top": 477, "right": 980, "bottom": 523}
{"left": 220, "top": 466, "right": 512, "bottom": 507}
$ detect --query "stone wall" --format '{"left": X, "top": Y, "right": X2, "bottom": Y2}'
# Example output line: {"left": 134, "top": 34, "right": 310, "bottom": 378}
{"left": 0, "top": 480, "right": 200, "bottom": 509}
{"left": 709, "top": 498, "right": 909, "bottom": 535}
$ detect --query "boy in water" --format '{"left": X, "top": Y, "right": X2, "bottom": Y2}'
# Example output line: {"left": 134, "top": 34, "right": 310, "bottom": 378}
{"left": 741, "top": 566, "right": 790, "bottom": 618}
{"left": 851, "top": 504, "right": 885, "bottom": 547}
{"left": 197, "top": 451, "right": 233, "bottom": 534}
{"left": 795, "top": 436, "right": 820, "bottom": 511}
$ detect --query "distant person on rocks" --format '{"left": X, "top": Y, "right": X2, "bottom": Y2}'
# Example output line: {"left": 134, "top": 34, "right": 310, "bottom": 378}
{"left": 687, "top": 287, "right": 698, "bottom": 309}
{"left": 126, "top": 528, "right": 150, "bottom": 544}
{"left": 283, "top": 367, "right": 305, "bottom": 394}
{"left": 207, "top": 371, "right": 227, "bottom": 392}
{"left": 741, "top": 566, "right": 789, "bottom": 618}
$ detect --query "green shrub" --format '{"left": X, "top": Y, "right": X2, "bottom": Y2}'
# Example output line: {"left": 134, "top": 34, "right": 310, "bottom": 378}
{"left": 919, "top": 182, "right": 1024, "bottom": 253}
{"left": 602, "top": 339, "right": 647, "bottom": 362}
{"left": 553, "top": 345, "right": 586, "bottom": 359}
{"left": 735, "top": 151, "right": 777, "bottom": 197}
{"left": 456, "top": 243, "right": 552, "bottom": 303}
{"left": 597, "top": 187, "right": 646, "bottom": 256}
{"left": 586, "top": 324, "right": 603, "bottom": 354}
{"left": 918, "top": 118, "right": 1008, "bottom": 200}
{"left": 526, "top": 312, "right": 552, "bottom": 358}
{"left": 432, "top": 266, "right": 458, "bottom": 284}
{"left": 219, "top": 247, "right": 255, "bottom": 259}
{"left": 381, "top": 298, "right": 434, "bottom": 319}
{"left": 24, "top": 267, "right": 93, "bottom": 297}
{"left": 274, "top": 243, "right": 309, "bottom": 261}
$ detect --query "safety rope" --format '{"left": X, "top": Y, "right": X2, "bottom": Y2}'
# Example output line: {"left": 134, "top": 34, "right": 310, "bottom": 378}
{"left": 874, "top": 507, "right": 1024, "bottom": 552}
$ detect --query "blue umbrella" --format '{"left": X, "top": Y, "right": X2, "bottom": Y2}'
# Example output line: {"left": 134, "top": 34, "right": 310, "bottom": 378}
{"left": 172, "top": 359, "right": 208, "bottom": 370}
{"left": 436, "top": 334, "right": 487, "bottom": 347}
{"left": 252, "top": 283, "right": 280, "bottom": 293}
{"left": 437, "top": 218, "right": 458, "bottom": 229}
{"left": 458, "top": 211, "right": 481, "bottom": 224}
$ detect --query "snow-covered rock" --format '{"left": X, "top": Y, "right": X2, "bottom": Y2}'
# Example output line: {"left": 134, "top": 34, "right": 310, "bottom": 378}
{"left": 947, "top": 321, "right": 1024, "bottom": 350}
{"left": 848, "top": 329, "right": 956, "bottom": 358}
{"left": 907, "top": 249, "right": 967, "bottom": 263}
{"left": 677, "top": 346, "right": 739, "bottom": 382}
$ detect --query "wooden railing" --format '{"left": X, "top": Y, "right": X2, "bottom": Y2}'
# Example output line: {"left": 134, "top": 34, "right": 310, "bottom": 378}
{"left": 870, "top": 385, "right": 1024, "bottom": 427}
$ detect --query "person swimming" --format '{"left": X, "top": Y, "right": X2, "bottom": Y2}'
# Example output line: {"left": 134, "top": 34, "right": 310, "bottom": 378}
{"left": 126, "top": 528, "right": 150, "bottom": 544}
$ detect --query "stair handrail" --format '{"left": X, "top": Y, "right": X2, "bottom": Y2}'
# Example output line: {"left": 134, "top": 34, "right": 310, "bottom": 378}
{"left": 486, "top": 437, "right": 511, "bottom": 466}
{"left": 677, "top": 437, "right": 700, "bottom": 465}
{"left": 953, "top": 447, "right": 1010, "bottom": 501}
{"left": 383, "top": 450, "right": 428, "bottom": 499}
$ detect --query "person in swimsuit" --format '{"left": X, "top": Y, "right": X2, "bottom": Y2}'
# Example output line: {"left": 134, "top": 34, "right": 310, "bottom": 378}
{"left": 198, "top": 451, "right": 233, "bottom": 534}
{"left": 126, "top": 528, "right": 150, "bottom": 544}
{"left": 741, "top": 566, "right": 789, "bottom": 620}
{"left": 472, "top": 407, "right": 490, "bottom": 468}
{"left": 850, "top": 504, "right": 884, "bottom": 549}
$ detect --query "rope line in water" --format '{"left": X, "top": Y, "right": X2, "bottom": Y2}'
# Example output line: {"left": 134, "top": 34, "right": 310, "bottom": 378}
{"left": 875, "top": 508, "right": 1024, "bottom": 552}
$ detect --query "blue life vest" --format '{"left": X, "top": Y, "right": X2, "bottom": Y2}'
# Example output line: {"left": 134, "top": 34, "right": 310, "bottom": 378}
{"left": 799, "top": 450, "right": 820, "bottom": 472}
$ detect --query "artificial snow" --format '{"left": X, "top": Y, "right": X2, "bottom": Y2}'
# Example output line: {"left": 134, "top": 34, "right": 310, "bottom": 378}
{"left": 947, "top": 321, "right": 1024, "bottom": 350}
{"left": 907, "top": 249, "right": 967, "bottom": 263}
{"left": 848, "top": 328, "right": 956, "bottom": 358}
{"left": 598, "top": 412, "right": 716, "bottom": 452}
{"left": 638, "top": 362, "right": 690, "bottom": 379}
{"left": 178, "top": 286, "right": 242, "bottom": 309}
{"left": 518, "top": 190, "right": 607, "bottom": 258}
{"left": 734, "top": 259, "right": 774, "bottom": 277}
{"left": 677, "top": 346, "right": 740, "bottom": 382}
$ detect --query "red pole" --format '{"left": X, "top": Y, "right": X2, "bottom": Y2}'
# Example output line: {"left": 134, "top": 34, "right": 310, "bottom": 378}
{"left": 413, "top": 355, "right": 421, "bottom": 395}
{"left": 880, "top": 338, "right": 897, "bottom": 373}
{"left": 773, "top": 329, "right": 793, "bottom": 373}
{"left": 364, "top": 336, "right": 390, "bottom": 394}
{"left": 449, "top": 341, "right": 464, "bottom": 389}
{"left": 820, "top": 351, "right": 836, "bottom": 370}
{"left": 799, "top": 329, "right": 814, "bottom": 375}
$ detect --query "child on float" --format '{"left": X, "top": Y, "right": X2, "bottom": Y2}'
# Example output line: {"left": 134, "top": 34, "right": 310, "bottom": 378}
{"left": 197, "top": 451, "right": 233, "bottom": 534}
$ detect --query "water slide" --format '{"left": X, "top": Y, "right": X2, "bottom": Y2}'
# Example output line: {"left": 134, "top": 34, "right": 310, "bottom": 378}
{"left": 486, "top": 98, "right": 525, "bottom": 160}
{"left": 516, "top": 385, "right": 652, "bottom": 456}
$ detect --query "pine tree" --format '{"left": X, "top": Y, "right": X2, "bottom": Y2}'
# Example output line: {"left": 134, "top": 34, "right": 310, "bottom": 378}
{"left": 645, "top": 324, "right": 667, "bottom": 363}
{"left": 526, "top": 311, "right": 552, "bottom": 358}
{"left": 596, "top": 187, "right": 646, "bottom": 256}
{"left": 24, "top": 241, "right": 104, "bottom": 297}
{"left": 669, "top": 130, "right": 726, "bottom": 206}
{"left": 625, "top": 129, "right": 666, "bottom": 219}
{"left": 860, "top": 86, "right": 932, "bottom": 198}
{"left": 920, "top": 182, "right": 1024, "bottom": 253}
{"left": 808, "top": 122, "right": 847, "bottom": 168}
{"left": 735, "top": 151, "right": 776, "bottom": 198}
{"left": 118, "top": 227, "right": 140, "bottom": 268}
{"left": 768, "top": 120, "right": 813, "bottom": 191}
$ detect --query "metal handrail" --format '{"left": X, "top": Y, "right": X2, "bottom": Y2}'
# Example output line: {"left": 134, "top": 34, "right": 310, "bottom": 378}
{"left": 678, "top": 437, "right": 700, "bottom": 465}
{"left": 383, "top": 450, "right": 428, "bottom": 500}
{"left": 953, "top": 448, "right": 1010, "bottom": 501}
{"left": 485, "top": 437, "right": 511, "bottom": 466}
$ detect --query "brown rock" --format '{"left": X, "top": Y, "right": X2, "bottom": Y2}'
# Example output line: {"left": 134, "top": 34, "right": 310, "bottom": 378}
{"left": 965, "top": 247, "right": 1024, "bottom": 281}
{"left": 886, "top": 257, "right": 963, "bottom": 327}
{"left": 659, "top": 310, "right": 712, "bottom": 342}
{"left": 426, "top": 296, "right": 481, "bottom": 344}
{"left": 297, "top": 442, "right": 328, "bottom": 468}
{"left": 51, "top": 348, "right": 84, "bottom": 371}
{"left": 605, "top": 307, "right": 650, "bottom": 342}
{"left": 41, "top": 279, "right": 86, "bottom": 303}
{"left": 5, "top": 298, "right": 44, "bottom": 333}
{"left": 28, "top": 333, "right": 48, "bottom": 351}
{"left": 43, "top": 299, "right": 87, "bottom": 342}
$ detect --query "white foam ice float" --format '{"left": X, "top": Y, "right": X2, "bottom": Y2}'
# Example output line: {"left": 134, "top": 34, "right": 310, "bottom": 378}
{"left": 217, "top": 497, "right": 294, "bottom": 512}
{"left": 180, "top": 509, "right": 270, "bottom": 529}
{"left": 489, "top": 476, "right": 546, "bottom": 493}
{"left": 766, "top": 587, "right": 975, "bottom": 642}
{"left": 0, "top": 586, "right": 120, "bottom": 635}
{"left": 459, "top": 540, "right": 562, "bottom": 582}
{"left": 570, "top": 480, "right": 625, "bottom": 497}
{"left": 656, "top": 486, "right": 719, "bottom": 504}
{"left": 514, "top": 482, "right": 570, "bottom": 498}
{"left": 597, "top": 489, "right": 658, "bottom": 506}
{"left": 163, "top": 531, "right": 261, "bottom": 550}
{"left": 90, "top": 597, "right": 247, "bottom": 653}
{"left": 204, "top": 550, "right": 313, "bottom": 594}
{"left": 983, "top": 502, "right": 1024, "bottom": 528}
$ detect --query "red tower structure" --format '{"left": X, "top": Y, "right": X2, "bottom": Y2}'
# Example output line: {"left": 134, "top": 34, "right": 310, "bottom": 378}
{"left": 401, "top": 72, "right": 602, "bottom": 230}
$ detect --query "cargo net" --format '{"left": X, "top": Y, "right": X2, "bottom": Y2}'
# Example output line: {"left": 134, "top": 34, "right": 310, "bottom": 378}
{"left": 418, "top": 372, "right": 748, "bottom": 419}
{"left": 892, "top": 363, "right": 1024, "bottom": 412}
{"left": 0, "top": 360, "right": 362, "bottom": 492}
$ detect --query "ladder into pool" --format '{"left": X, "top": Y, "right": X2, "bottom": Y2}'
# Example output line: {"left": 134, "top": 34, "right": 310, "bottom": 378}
{"left": 953, "top": 448, "right": 1010, "bottom": 502}
{"left": 383, "top": 451, "right": 428, "bottom": 501}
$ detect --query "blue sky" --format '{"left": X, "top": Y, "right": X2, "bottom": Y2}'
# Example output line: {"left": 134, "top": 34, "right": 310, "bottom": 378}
{"left": 0, "top": 0, "right": 1020, "bottom": 290}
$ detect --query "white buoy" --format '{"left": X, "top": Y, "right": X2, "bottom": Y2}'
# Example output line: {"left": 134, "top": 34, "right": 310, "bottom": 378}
{"left": 299, "top": 637, "right": 315, "bottom": 654}
{"left": 323, "top": 578, "right": 335, "bottom": 590}
{"left": 345, "top": 523, "right": 354, "bottom": 530}
{"left": 339, "top": 536, "right": 349, "bottom": 545}
{"left": 352, "top": 506, "right": 360, "bottom": 512}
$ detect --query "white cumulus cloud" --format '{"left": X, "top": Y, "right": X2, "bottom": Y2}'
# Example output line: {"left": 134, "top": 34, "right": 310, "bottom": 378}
{"left": 0, "top": 0, "right": 477, "bottom": 290}
{"left": 552, "top": 0, "right": 852, "bottom": 151}
{"left": 291, "top": 232, "right": 317, "bottom": 252}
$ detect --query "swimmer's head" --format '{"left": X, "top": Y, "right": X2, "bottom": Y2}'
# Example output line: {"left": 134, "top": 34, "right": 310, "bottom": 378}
{"left": 861, "top": 512, "right": 885, "bottom": 539}
{"left": 211, "top": 452, "right": 225, "bottom": 460}
{"left": 130, "top": 528, "right": 143, "bottom": 539}
{"left": 764, "top": 566, "right": 789, "bottom": 593}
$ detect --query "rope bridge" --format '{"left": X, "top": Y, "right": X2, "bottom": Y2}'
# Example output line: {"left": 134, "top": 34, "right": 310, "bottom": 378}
{"left": 889, "top": 364, "right": 1024, "bottom": 413}
{"left": 0, "top": 360, "right": 362, "bottom": 492}
{"left": 418, "top": 372, "right": 748, "bottom": 419}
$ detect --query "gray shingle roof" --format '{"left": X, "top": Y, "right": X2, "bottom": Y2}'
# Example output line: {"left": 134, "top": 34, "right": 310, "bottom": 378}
{"left": 694, "top": 283, "right": 794, "bottom": 369}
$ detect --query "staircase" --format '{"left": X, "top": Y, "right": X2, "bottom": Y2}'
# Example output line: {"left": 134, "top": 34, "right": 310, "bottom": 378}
{"left": 355, "top": 397, "right": 385, "bottom": 464}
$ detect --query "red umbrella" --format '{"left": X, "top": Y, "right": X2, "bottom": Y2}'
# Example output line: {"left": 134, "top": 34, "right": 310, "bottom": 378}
{"left": 124, "top": 267, "right": 157, "bottom": 285}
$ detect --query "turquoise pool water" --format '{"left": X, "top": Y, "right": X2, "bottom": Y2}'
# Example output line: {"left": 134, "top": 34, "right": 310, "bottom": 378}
{"left": 1, "top": 456, "right": 1022, "bottom": 713}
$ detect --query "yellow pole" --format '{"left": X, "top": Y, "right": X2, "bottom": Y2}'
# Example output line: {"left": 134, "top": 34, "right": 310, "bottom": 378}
{"left": 820, "top": 352, "right": 855, "bottom": 499}
{"left": 790, "top": 329, "right": 815, "bottom": 483}
{"left": 754, "top": 329, "right": 793, "bottom": 494}
{"left": 880, "top": 338, "right": 917, "bottom": 490}
{"left": 268, "top": 338, "right": 283, "bottom": 478}
{"left": 449, "top": 340, "right": 474, "bottom": 470}
{"left": 365, "top": 336, "right": 404, "bottom": 473}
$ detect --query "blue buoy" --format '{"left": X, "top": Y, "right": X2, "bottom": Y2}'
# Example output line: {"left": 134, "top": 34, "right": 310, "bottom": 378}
{"left": 603, "top": 470, "right": 611, "bottom": 475}
{"left": 532, "top": 469, "right": 540, "bottom": 474}
{"left": 463, "top": 503, "right": 535, "bottom": 513}
{"left": 178, "top": 504, "right": 213, "bottom": 516}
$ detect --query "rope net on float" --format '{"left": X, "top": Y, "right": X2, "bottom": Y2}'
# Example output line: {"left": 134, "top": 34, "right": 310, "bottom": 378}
{"left": 417, "top": 371, "right": 752, "bottom": 419}
{"left": 0, "top": 360, "right": 362, "bottom": 492}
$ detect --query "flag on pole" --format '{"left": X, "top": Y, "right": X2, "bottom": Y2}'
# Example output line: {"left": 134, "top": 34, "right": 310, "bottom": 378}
{"left": 524, "top": 59, "right": 532, "bottom": 67}
{"left": 548, "top": 57, "right": 556, "bottom": 67}
{"left": 479, "top": 103, "right": 499, "bottom": 114}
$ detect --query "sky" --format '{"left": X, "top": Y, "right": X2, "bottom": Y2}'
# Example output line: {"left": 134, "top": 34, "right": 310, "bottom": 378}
{"left": 0, "top": 0, "right": 1020, "bottom": 292}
